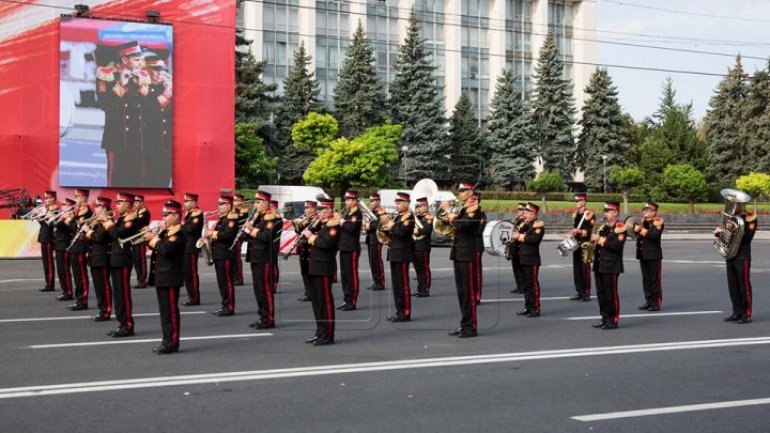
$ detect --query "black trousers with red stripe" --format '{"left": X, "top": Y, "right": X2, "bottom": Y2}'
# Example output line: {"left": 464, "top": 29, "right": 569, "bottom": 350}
{"left": 390, "top": 261, "right": 411, "bottom": 319}
{"left": 55, "top": 250, "right": 73, "bottom": 296}
{"left": 250, "top": 262, "right": 275, "bottom": 325}
{"left": 183, "top": 252, "right": 200, "bottom": 303}
{"left": 510, "top": 257, "right": 525, "bottom": 292}
{"left": 299, "top": 250, "right": 311, "bottom": 297}
{"left": 595, "top": 271, "right": 620, "bottom": 326}
{"left": 232, "top": 240, "right": 244, "bottom": 284}
{"left": 368, "top": 243, "right": 385, "bottom": 290}
{"left": 521, "top": 265, "right": 541, "bottom": 313}
{"left": 573, "top": 251, "right": 591, "bottom": 297}
{"left": 453, "top": 260, "right": 477, "bottom": 333}
{"left": 340, "top": 251, "right": 360, "bottom": 307}
{"left": 111, "top": 267, "right": 134, "bottom": 331}
{"left": 131, "top": 244, "right": 148, "bottom": 286}
{"left": 91, "top": 266, "right": 112, "bottom": 318}
{"left": 309, "top": 274, "right": 335, "bottom": 341}
{"left": 70, "top": 251, "right": 90, "bottom": 306}
{"left": 639, "top": 259, "right": 662, "bottom": 307}
{"left": 41, "top": 242, "right": 55, "bottom": 289}
{"left": 474, "top": 251, "right": 483, "bottom": 303}
{"left": 273, "top": 264, "right": 279, "bottom": 293}
{"left": 413, "top": 250, "right": 432, "bottom": 294}
{"left": 156, "top": 286, "right": 181, "bottom": 349}
{"left": 726, "top": 258, "right": 752, "bottom": 319}
{"left": 214, "top": 258, "right": 235, "bottom": 313}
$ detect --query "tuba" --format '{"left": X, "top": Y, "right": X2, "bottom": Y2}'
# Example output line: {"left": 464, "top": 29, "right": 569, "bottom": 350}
{"left": 714, "top": 188, "right": 751, "bottom": 260}
{"left": 411, "top": 178, "right": 438, "bottom": 241}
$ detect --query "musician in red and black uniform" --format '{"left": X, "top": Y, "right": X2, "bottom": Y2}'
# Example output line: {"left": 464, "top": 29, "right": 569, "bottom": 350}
{"left": 103, "top": 192, "right": 140, "bottom": 337}
{"left": 244, "top": 191, "right": 281, "bottom": 328}
{"left": 715, "top": 204, "right": 757, "bottom": 324}
{"left": 203, "top": 194, "right": 239, "bottom": 316}
{"left": 232, "top": 193, "right": 250, "bottom": 286}
{"left": 85, "top": 197, "right": 113, "bottom": 321}
{"left": 411, "top": 196, "right": 433, "bottom": 297}
{"left": 472, "top": 191, "right": 486, "bottom": 305}
{"left": 506, "top": 203, "right": 526, "bottom": 294}
{"left": 269, "top": 200, "right": 282, "bottom": 294}
{"left": 385, "top": 192, "right": 415, "bottom": 322}
{"left": 569, "top": 193, "right": 595, "bottom": 301}
{"left": 590, "top": 201, "right": 626, "bottom": 330}
{"left": 131, "top": 195, "right": 150, "bottom": 289}
{"left": 65, "top": 188, "right": 93, "bottom": 310}
{"left": 513, "top": 202, "right": 545, "bottom": 318}
{"left": 181, "top": 193, "right": 203, "bottom": 306}
{"left": 294, "top": 200, "right": 317, "bottom": 302}
{"left": 365, "top": 193, "right": 386, "bottom": 292}
{"left": 634, "top": 202, "right": 664, "bottom": 311}
{"left": 53, "top": 198, "right": 76, "bottom": 302}
{"left": 448, "top": 183, "right": 482, "bottom": 338}
{"left": 302, "top": 198, "right": 339, "bottom": 345}
{"left": 337, "top": 190, "right": 363, "bottom": 311}
{"left": 144, "top": 200, "right": 186, "bottom": 354}
{"left": 36, "top": 191, "right": 58, "bottom": 292}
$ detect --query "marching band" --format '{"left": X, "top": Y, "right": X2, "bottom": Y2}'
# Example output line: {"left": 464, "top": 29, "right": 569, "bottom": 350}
{"left": 24, "top": 183, "right": 758, "bottom": 353}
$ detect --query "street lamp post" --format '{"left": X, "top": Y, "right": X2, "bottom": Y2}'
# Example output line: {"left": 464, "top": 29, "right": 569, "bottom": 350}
{"left": 602, "top": 155, "right": 608, "bottom": 193}
{"left": 402, "top": 145, "right": 409, "bottom": 187}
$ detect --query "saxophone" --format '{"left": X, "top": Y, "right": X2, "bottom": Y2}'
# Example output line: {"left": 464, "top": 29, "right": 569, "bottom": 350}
{"left": 581, "top": 218, "right": 604, "bottom": 264}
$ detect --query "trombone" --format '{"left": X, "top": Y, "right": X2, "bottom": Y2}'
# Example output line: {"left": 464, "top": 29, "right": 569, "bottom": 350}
{"left": 21, "top": 203, "right": 46, "bottom": 220}
{"left": 118, "top": 221, "right": 165, "bottom": 248}
{"left": 45, "top": 204, "right": 76, "bottom": 224}
{"left": 66, "top": 212, "right": 112, "bottom": 251}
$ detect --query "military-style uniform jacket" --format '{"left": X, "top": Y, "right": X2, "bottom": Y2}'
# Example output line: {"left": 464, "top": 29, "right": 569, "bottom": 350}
{"left": 182, "top": 208, "right": 203, "bottom": 254}
{"left": 506, "top": 216, "right": 525, "bottom": 260}
{"left": 246, "top": 210, "right": 282, "bottom": 264}
{"left": 387, "top": 211, "right": 415, "bottom": 263}
{"left": 144, "top": 81, "right": 172, "bottom": 142}
{"left": 594, "top": 221, "right": 626, "bottom": 274}
{"left": 148, "top": 224, "right": 186, "bottom": 288}
{"left": 474, "top": 207, "right": 487, "bottom": 253}
{"left": 450, "top": 204, "right": 482, "bottom": 262}
{"left": 54, "top": 214, "right": 74, "bottom": 252}
{"left": 720, "top": 212, "right": 757, "bottom": 261}
{"left": 365, "top": 207, "right": 386, "bottom": 246}
{"left": 37, "top": 204, "right": 57, "bottom": 243}
{"left": 210, "top": 211, "right": 239, "bottom": 260}
{"left": 87, "top": 221, "right": 111, "bottom": 267}
{"left": 106, "top": 211, "right": 139, "bottom": 268}
{"left": 414, "top": 213, "right": 434, "bottom": 252}
{"left": 514, "top": 219, "right": 545, "bottom": 266}
{"left": 136, "top": 207, "right": 152, "bottom": 230}
{"left": 308, "top": 219, "right": 340, "bottom": 276}
{"left": 636, "top": 216, "right": 664, "bottom": 261}
{"left": 66, "top": 204, "right": 94, "bottom": 253}
{"left": 96, "top": 66, "right": 150, "bottom": 154}
{"left": 339, "top": 206, "right": 363, "bottom": 252}
{"left": 573, "top": 210, "right": 596, "bottom": 243}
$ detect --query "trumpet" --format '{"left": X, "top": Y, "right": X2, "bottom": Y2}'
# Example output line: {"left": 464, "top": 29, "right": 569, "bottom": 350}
{"left": 195, "top": 209, "right": 218, "bottom": 266}
{"left": 44, "top": 204, "right": 76, "bottom": 224}
{"left": 66, "top": 212, "right": 112, "bottom": 251}
{"left": 118, "top": 221, "right": 165, "bottom": 248}
{"left": 358, "top": 199, "right": 379, "bottom": 225}
{"left": 21, "top": 203, "right": 47, "bottom": 220}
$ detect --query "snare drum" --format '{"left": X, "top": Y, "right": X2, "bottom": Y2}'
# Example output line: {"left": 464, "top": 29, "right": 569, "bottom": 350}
{"left": 556, "top": 236, "right": 579, "bottom": 257}
{"left": 482, "top": 220, "right": 515, "bottom": 257}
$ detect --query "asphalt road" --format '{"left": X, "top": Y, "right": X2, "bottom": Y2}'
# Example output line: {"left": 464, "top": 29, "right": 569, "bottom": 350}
{"left": 1, "top": 239, "right": 769, "bottom": 433}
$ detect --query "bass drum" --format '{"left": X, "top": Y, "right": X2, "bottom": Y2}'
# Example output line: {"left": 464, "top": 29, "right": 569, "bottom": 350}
{"left": 483, "top": 220, "right": 515, "bottom": 257}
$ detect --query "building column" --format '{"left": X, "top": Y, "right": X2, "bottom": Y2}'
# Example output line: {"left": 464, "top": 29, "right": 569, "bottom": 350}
{"left": 488, "top": 0, "right": 507, "bottom": 101}
{"left": 444, "top": 0, "right": 462, "bottom": 115}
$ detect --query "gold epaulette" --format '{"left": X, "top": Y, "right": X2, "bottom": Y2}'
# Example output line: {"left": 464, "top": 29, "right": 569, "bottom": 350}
{"left": 400, "top": 212, "right": 411, "bottom": 222}
{"left": 571, "top": 212, "right": 577, "bottom": 218}
{"left": 47, "top": 204, "right": 59, "bottom": 211}
{"left": 239, "top": 206, "right": 249, "bottom": 215}
{"left": 466, "top": 204, "right": 478, "bottom": 214}
{"left": 425, "top": 214, "right": 434, "bottom": 222}
{"left": 584, "top": 210, "right": 594, "bottom": 220}
{"left": 614, "top": 223, "right": 626, "bottom": 234}
{"left": 653, "top": 217, "right": 664, "bottom": 229}
{"left": 124, "top": 211, "right": 137, "bottom": 222}
{"left": 375, "top": 208, "right": 385, "bottom": 216}
{"left": 533, "top": 220, "right": 544, "bottom": 229}
{"left": 96, "top": 66, "right": 115, "bottom": 81}
{"left": 166, "top": 224, "right": 181, "bottom": 237}
{"left": 190, "top": 209, "right": 201, "bottom": 217}
{"left": 77, "top": 206, "right": 90, "bottom": 217}
{"left": 326, "top": 218, "right": 340, "bottom": 227}
{"left": 227, "top": 211, "right": 239, "bottom": 220}
{"left": 263, "top": 210, "right": 277, "bottom": 221}
{"left": 746, "top": 212, "right": 757, "bottom": 222}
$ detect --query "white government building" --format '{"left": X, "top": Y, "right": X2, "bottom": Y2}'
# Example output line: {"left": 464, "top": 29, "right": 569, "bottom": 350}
{"left": 240, "top": 0, "right": 596, "bottom": 119}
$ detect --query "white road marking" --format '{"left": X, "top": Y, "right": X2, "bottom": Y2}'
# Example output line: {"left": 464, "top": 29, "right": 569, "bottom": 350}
{"left": 482, "top": 296, "right": 571, "bottom": 303}
{"left": 572, "top": 397, "right": 770, "bottom": 422}
{"left": 3, "top": 336, "right": 769, "bottom": 399}
{"left": 565, "top": 311, "right": 723, "bottom": 320}
{"left": 0, "top": 279, "right": 44, "bottom": 284}
{"left": 0, "top": 311, "right": 206, "bottom": 324}
{"left": 27, "top": 333, "right": 273, "bottom": 349}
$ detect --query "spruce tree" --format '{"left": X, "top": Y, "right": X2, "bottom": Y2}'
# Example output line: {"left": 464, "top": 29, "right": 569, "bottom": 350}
{"left": 531, "top": 32, "right": 577, "bottom": 181}
{"left": 577, "top": 68, "right": 630, "bottom": 192}
{"left": 389, "top": 12, "right": 448, "bottom": 186}
{"left": 334, "top": 21, "right": 386, "bottom": 139}
{"left": 487, "top": 69, "right": 535, "bottom": 189}
{"left": 274, "top": 42, "right": 324, "bottom": 184}
{"left": 743, "top": 62, "right": 770, "bottom": 172}
{"left": 703, "top": 55, "right": 749, "bottom": 183}
{"left": 447, "top": 92, "right": 485, "bottom": 184}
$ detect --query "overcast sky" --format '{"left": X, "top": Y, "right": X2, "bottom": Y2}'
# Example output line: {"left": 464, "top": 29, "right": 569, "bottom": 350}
{"left": 596, "top": 0, "right": 770, "bottom": 122}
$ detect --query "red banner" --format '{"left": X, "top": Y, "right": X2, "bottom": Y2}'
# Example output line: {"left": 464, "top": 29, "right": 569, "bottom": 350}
{"left": 0, "top": 0, "right": 235, "bottom": 217}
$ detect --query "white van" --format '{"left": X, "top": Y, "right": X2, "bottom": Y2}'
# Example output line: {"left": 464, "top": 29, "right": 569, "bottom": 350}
{"left": 257, "top": 185, "right": 329, "bottom": 256}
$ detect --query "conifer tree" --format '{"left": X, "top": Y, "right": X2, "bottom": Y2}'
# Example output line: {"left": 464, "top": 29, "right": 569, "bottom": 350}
{"left": 448, "top": 92, "right": 485, "bottom": 184}
{"left": 743, "top": 62, "right": 770, "bottom": 172}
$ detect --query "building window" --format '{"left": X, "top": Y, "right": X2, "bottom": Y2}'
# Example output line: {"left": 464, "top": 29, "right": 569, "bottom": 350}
{"left": 462, "top": 0, "right": 490, "bottom": 119}
{"left": 262, "top": 1, "right": 300, "bottom": 94}
{"left": 316, "top": 1, "right": 350, "bottom": 107}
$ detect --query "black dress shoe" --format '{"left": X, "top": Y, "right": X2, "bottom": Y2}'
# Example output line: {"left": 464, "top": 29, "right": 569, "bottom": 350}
{"left": 516, "top": 308, "right": 530, "bottom": 316}
{"left": 647, "top": 305, "right": 660, "bottom": 312}
{"left": 255, "top": 322, "right": 275, "bottom": 329}
{"left": 111, "top": 328, "right": 134, "bottom": 338}
{"left": 39, "top": 287, "right": 55, "bottom": 292}
{"left": 106, "top": 327, "right": 120, "bottom": 336}
{"left": 390, "top": 315, "right": 410, "bottom": 323}
{"left": 448, "top": 327, "right": 462, "bottom": 336}
{"left": 581, "top": 296, "right": 591, "bottom": 302}
{"left": 248, "top": 321, "right": 259, "bottom": 328}
{"left": 305, "top": 336, "right": 321, "bottom": 344}
{"left": 510, "top": 288, "right": 521, "bottom": 294}
{"left": 724, "top": 314, "right": 740, "bottom": 322}
{"left": 214, "top": 309, "right": 233, "bottom": 317}
{"left": 69, "top": 304, "right": 88, "bottom": 311}
{"left": 152, "top": 344, "right": 166, "bottom": 353}
{"left": 458, "top": 330, "right": 477, "bottom": 338}
{"left": 340, "top": 304, "right": 356, "bottom": 311}
{"left": 592, "top": 321, "right": 606, "bottom": 328}
{"left": 156, "top": 346, "right": 178, "bottom": 354}
{"left": 601, "top": 322, "right": 618, "bottom": 330}
{"left": 92, "top": 315, "right": 110, "bottom": 322}
{"left": 182, "top": 299, "right": 200, "bottom": 306}
{"left": 526, "top": 311, "right": 541, "bottom": 318}
{"left": 570, "top": 294, "right": 584, "bottom": 301}
{"left": 56, "top": 294, "right": 73, "bottom": 301}
{"left": 737, "top": 316, "right": 752, "bottom": 324}
{"left": 297, "top": 295, "right": 311, "bottom": 302}
{"left": 415, "top": 292, "right": 430, "bottom": 298}
{"left": 638, "top": 303, "right": 651, "bottom": 310}
{"left": 336, "top": 302, "right": 348, "bottom": 310}
{"left": 313, "top": 338, "right": 335, "bottom": 346}
{"left": 386, "top": 314, "right": 398, "bottom": 322}
{"left": 370, "top": 286, "right": 385, "bottom": 291}
{"left": 133, "top": 284, "right": 148, "bottom": 289}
